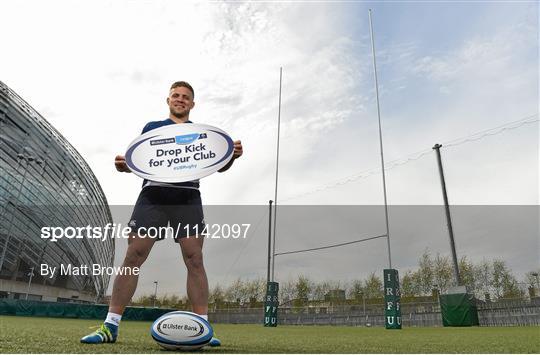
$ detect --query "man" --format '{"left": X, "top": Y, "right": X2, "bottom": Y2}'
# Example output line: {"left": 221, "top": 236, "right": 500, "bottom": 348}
{"left": 81, "top": 81, "right": 243, "bottom": 346}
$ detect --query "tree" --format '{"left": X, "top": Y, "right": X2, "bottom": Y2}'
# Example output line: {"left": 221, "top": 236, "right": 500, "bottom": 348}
{"left": 294, "top": 275, "right": 312, "bottom": 301}
{"left": 127, "top": 254, "right": 531, "bottom": 309}
{"left": 417, "top": 249, "right": 435, "bottom": 295}
{"left": 401, "top": 270, "right": 421, "bottom": 298}
{"left": 278, "top": 279, "right": 295, "bottom": 304}
{"left": 474, "top": 259, "right": 493, "bottom": 298}
{"left": 314, "top": 280, "right": 334, "bottom": 301}
{"left": 433, "top": 253, "right": 453, "bottom": 293}
{"left": 492, "top": 259, "right": 507, "bottom": 298}
{"left": 363, "top": 272, "right": 383, "bottom": 298}
{"left": 501, "top": 271, "right": 523, "bottom": 299}
{"left": 225, "top": 278, "right": 246, "bottom": 304}
{"left": 346, "top": 279, "right": 364, "bottom": 300}
{"left": 132, "top": 294, "right": 153, "bottom": 307}
{"left": 159, "top": 294, "right": 180, "bottom": 308}
{"left": 209, "top": 283, "right": 224, "bottom": 307}
{"left": 459, "top": 256, "right": 477, "bottom": 294}
{"left": 244, "top": 278, "right": 266, "bottom": 302}
{"left": 492, "top": 259, "right": 523, "bottom": 299}
{"left": 524, "top": 270, "right": 540, "bottom": 291}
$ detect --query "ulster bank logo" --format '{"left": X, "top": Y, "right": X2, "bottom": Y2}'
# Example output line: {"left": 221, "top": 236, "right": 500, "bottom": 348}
{"left": 150, "top": 133, "right": 207, "bottom": 146}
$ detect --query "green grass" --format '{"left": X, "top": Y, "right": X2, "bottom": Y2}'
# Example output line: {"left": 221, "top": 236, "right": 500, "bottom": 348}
{"left": 0, "top": 316, "right": 538, "bottom": 353}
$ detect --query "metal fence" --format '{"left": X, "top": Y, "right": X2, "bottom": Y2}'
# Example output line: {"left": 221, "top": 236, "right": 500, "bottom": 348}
{"left": 476, "top": 298, "right": 540, "bottom": 326}
{"left": 210, "top": 298, "right": 540, "bottom": 327}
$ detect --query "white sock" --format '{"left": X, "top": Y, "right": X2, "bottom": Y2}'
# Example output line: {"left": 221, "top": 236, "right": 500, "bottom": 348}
{"left": 105, "top": 312, "right": 122, "bottom": 326}
{"left": 199, "top": 314, "right": 208, "bottom": 321}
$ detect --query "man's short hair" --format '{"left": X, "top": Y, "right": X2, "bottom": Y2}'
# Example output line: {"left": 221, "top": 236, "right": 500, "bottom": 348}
{"left": 170, "top": 81, "right": 194, "bottom": 99}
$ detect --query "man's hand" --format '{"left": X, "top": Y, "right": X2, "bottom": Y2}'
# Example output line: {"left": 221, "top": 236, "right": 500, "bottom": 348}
{"left": 233, "top": 140, "right": 243, "bottom": 159}
{"left": 115, "top": 155, "right": 131, "bottom": 173}
{"left": 218, "top": 140, "right": 243, "bottom": 172}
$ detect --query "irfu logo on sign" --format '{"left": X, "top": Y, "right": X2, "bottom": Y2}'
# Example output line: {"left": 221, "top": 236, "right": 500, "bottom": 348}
{"left": 384, "top": 269, "right": 402, "bottom": 329}
{"left": 264, "top": 282, "right": 279, "bottom": 327}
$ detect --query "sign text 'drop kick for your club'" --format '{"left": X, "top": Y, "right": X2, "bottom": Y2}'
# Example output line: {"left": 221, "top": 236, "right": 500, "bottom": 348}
{"left": 125, "top": 123, "right": 234, "bottom": 183}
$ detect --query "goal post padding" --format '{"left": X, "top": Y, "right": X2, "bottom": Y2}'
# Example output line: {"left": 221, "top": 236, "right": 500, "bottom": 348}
{"left": 439, "top": 293, "right": 479, "bottom": 326}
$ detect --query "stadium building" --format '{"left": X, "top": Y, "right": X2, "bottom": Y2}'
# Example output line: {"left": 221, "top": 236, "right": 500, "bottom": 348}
{"left": 0, "top": 81, "right": 113, "bottom": 303}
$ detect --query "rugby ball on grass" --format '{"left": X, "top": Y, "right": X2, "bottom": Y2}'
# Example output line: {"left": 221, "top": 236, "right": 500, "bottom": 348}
{"left": 151, "top": 311, "right": 213, "bottom": 350}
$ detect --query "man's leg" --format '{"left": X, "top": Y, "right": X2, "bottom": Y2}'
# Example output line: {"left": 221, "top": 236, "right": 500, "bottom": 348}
{"left": 81, "top": 233, "right": 155, "bottom": 344}
{"left": 178, "top": 235, "right": 220, "bottom": 347}
{"left": 109, "top": 233, "right": 156, "bottom": 313}
{"left": 179, "top": 235, "right": 208, "bottom": 315}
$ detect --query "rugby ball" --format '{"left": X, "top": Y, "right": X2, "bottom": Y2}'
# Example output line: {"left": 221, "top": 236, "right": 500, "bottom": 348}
{"left": 150, "top": 311, "right": 213, "bottom": 350}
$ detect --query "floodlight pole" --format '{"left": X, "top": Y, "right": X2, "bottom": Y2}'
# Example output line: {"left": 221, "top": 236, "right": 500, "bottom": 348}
{"left": 433, "top": 144, "right": 461, "bottom": 286}
{"left": 153, "top": 281, "right": 158, "bottom": 308}
{"left": 271, "top": 67, "right": 283, "bottom": 282}
{"left": 369, "top": 9, "right": 392, "bottom": 269}
{"left": 25, "top": 266, "right": 35, "bottom": 300}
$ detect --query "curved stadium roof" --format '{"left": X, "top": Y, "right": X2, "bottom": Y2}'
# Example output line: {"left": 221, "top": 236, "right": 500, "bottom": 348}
{"left": 0, "top": 81, "right": 113, "bottom": 300}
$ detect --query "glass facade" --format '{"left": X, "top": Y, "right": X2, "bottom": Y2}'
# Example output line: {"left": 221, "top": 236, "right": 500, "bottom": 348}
{"left": 0, "top": 81, "right": 113, "bottom": 300}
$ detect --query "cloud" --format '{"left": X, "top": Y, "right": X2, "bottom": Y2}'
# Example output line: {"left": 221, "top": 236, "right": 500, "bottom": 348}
{"left": 411, "top": 21, "right": 535, "bottom": 83}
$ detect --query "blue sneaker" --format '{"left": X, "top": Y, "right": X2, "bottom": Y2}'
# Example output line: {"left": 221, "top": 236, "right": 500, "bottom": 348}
{"left": 208, "top": 337, "right": 221, "bottom": 347}
{"left": 80, "top": 322, "right": 118, "bottom": 344}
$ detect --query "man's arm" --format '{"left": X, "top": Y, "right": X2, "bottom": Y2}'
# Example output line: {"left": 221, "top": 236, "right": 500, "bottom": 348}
{"left": 115, "top": 123, "right": 152, "bottom": 173}
{"left": 115, "top": 155, "right": 132, "bottom": 173}
{"left": 218, "top": 140, "right": 243, "bottom": 173}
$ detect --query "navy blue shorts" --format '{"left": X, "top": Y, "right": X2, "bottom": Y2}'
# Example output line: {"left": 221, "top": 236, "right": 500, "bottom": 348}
{"left": 128, "top": 186, "right": 204, "bottom": 241}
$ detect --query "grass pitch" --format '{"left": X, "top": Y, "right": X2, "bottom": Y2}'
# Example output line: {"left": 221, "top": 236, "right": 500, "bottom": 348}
{"left": 0, "top": 316, "right": 538, "bottom": 353}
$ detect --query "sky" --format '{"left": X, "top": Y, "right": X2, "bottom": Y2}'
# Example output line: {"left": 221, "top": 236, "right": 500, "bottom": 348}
{"left": 0, "top": 1, "right": 538, "bottom": 297}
